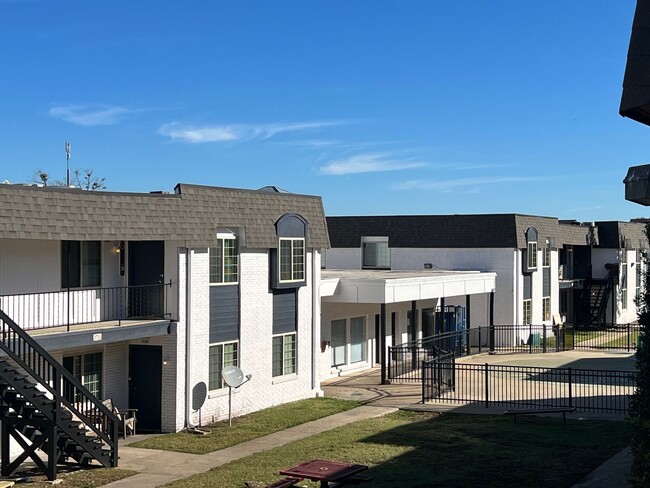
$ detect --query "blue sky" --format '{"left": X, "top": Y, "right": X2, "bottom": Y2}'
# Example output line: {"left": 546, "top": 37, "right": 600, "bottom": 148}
{"left": 1, "top": 1, "right": 648, "bottom": 221}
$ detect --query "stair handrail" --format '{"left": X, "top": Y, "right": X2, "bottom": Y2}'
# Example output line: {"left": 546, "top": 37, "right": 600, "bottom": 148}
{"left": 596, "top": 265, "right": 617, "bottom": 325}
{"left": 0, "top": 309, "right": 118, "bottom": 460}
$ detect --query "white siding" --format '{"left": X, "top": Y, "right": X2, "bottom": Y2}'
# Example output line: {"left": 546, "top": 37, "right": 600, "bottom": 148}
{"left": 0, "top": 239, "right": 60, "bottom": 294}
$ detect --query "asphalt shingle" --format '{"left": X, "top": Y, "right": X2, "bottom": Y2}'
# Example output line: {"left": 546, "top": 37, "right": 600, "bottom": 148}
{"left": 0, "top": 183, "right": 330, "bottom": 249}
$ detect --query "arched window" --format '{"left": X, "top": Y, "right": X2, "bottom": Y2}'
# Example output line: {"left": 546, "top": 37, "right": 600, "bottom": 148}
{"left": 525, "top": 227, "right": 538, "bottom": 271}
{"left": 272, "top": 213, "right": 308, "bottom": 288}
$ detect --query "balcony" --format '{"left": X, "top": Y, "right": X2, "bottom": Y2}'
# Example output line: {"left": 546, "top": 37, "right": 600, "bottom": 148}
{"left": 0, "top": 283, "right": 172, "bottom": 332}
{"left": 558, "top": 264, "right": 591, "bottom": 281}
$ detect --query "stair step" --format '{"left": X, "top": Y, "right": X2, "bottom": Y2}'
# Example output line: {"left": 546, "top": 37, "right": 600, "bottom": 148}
{"left": 0, "top": 319, "right": 117, "bottom": 473}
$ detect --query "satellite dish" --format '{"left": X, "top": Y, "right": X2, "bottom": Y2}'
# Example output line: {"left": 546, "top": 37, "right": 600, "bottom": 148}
{"left": 222, "top": 365, "right": 245, "bottom": 388}
{"left": 192, "top": 382, "right": 207, "bottom": 411}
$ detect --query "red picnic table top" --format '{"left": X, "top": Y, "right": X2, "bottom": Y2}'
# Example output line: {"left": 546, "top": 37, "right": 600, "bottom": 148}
{"left": 279, "top": 459, "right": 368, "bottom": 485}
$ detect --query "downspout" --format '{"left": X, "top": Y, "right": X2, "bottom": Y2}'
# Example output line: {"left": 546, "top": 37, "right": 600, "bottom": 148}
{"left": 311, "top": 249, "right": 321, "bottom": 394}
{"left": 185, "top": 249, "right": 196, "bottom": 429}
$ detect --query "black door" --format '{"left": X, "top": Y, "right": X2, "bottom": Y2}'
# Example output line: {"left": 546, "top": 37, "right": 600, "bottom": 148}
{"left": 129, "top": 345, "right": 162, "bottom": 432}
{"left": 128, "top": 241, "right": 164, "bottom": 317}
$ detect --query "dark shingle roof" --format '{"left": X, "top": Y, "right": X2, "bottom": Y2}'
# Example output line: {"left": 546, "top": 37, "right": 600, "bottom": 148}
{"left": 596, "top": 221, "right": 647, "bottom": 249}
{"left": 0, "top": 183, "right": 330, "bottom": 249}
{"left": 327, "top": 214, "right": 594, "bottom": 249}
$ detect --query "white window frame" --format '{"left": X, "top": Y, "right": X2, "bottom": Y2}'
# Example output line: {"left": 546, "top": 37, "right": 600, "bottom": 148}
{"left": 272, "top": 332, "right": 296, "bottom": 377}
{"left": 362, "top": 236, "right": 390, "bottom": 269}
{"left": 542, "top": 297, "right": 551, "bottom": 322}
{"left": 527, "top": 242, "right": 538, "bottom": 271}
{"left": 208, "top": 341, "right": 239, "bottom": 391}
{"left": 209, "top": 236, "right": 238, "bottom": 285}
{"left": 279, "top": 238, "right": 305, "bottom": 283}
{"left": 330, "top": 316, "right": 368, "bottom": 368}
{"left": 61, "top": 241, "right": 102, "bottom": 289}
{"left": 64, "top": 351, "right": 103, "bottom": 400}
{"left": 543, "top": 241, "right": 551, "bottom": 268}
{"left": 523, "top": 299, "right": 532, "bottom": 325}
{"left": 330, "top": 319, "right": 347, "bottom": 367}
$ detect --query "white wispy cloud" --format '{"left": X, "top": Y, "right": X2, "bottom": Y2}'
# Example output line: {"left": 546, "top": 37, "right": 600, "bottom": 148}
{"left": 393, "top": 176, "right": 548, "bottom": 191}
{"left": 320, "top": 153, "right": 428, "bottom": 175}
{"left": 49, "top": 104, "right": 134, "bottom": 126}
{"left": 158, "top": 120, "right": 343, "bottom": 143}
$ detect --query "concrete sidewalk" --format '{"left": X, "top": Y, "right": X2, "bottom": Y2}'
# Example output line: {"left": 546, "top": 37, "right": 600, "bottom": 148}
{"left": 102, "top": 405, "right": 396, "bottom": 488}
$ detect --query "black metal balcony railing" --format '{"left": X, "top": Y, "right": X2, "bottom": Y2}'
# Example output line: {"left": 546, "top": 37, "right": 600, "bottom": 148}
{"left": 0, "top": 282, "right": 172, "bottom": 331}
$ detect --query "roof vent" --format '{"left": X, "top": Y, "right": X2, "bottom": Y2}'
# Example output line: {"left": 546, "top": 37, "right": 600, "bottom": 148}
{"left": 257, "top": 185, "right": 291, "bottom": 193}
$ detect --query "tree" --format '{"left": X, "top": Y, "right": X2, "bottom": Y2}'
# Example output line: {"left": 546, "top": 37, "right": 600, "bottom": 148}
{"left": 631, "top": 223, "right": 650, "bottom": 487}
{"left": 71, "top": 168, "right": 107, "bottom": 191}
{"left": 32, "top": 169, "right": 50, "bottom": 186}
{"left": 31, "top": 168, "right": 106, "bottom": 190}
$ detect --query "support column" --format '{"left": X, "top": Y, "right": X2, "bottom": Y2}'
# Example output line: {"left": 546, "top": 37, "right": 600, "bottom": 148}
{"left": 380, "top": 303, "right": 388, "bottom": 385}
{"left": 410, "top": 300, "right": 417, "bottom": 342}
{"left": 489, "top": 291, "right": 495, "bottom": 353}
{"left": 465, "top": 295, "right": 471, "bottom": 355}
{"left": 440, "top": 297, "right": 446, "bottom": 333}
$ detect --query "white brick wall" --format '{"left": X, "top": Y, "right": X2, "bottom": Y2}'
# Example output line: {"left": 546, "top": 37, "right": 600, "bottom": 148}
{"left": 173, "top": 249, "right": 188, "bottom": 431}
{"left": 588, "top": 248, "right": 638, "bottom": 324}
{"left": 393, "top": 248, "right": 514, "bottom": 324}
{"left": 323, "top": 248, "right": 362, "bottom": 269}
{"left": 184, "top": 248, "right": 318, "bottom": 427}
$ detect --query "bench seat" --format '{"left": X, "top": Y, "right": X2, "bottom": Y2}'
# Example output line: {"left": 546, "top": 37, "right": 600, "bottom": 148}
{"left": 503, "top": 406, "right": 577, "bottom": 425}
{"left": 265, "top": 477, "right": 303, "bottom": 488}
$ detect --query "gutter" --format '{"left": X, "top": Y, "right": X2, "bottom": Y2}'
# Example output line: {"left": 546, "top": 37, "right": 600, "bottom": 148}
{"left": 311, "top": 249, "right": 322, "bottom": 394}
{"left": 185, "top": 249, "right": 196, "bottom": 429}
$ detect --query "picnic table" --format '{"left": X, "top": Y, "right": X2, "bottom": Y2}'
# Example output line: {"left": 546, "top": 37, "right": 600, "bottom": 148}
{"left": 279, "top": 459, "right": 372, "bottom": 487}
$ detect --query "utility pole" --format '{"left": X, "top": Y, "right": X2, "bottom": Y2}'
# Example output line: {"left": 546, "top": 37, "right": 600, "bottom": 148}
{"left": 65, "top": 142, "right": 71, "bottom": 186}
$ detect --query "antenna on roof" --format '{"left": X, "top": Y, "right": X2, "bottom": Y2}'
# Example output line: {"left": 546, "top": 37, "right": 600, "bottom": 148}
{"left": 65, "top": 142, "right": 71, "bottom": 186}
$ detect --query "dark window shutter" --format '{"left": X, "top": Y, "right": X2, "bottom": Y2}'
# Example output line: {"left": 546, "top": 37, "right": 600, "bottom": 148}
{"left": 543, "top": 268, "right": 551, "bottom": 297}
{"left": 61, "top": 241, "right": 81, "bottom": 288}
{"left": 273, "top": 289, "right": 297, "bottom": 334}
{"left": 524, "top": 274, "right": 532, "bottom": 300}
{"left": 209, "top": 285, "right": 240, "bottom": 343}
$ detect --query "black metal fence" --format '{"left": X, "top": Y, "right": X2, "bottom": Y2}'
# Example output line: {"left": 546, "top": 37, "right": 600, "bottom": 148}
{"left": 422, "top": 362, "right": 637, "bottom": 413}
{"left": 388, "top": 323, "right": 639, "bottom": 382}
{"left": 0, "top": 282, "right": 172, "bottom": 331}
{"left": 491, "top": 324, "right": 573, "bottom": 354}
{"left": 422, "top": 352, "right": 455, "bottom": 401}
{"left": 388, "top": 327, "right": 489, "bottom": 382}
{"left": 571, "top": 323, "right": 640, "bottom": 352}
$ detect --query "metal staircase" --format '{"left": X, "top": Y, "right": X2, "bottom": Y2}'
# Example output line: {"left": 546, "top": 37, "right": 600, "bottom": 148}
{"left": 583, "top": 264, "right": 617, "bottom": 326}
{"left": 0, "top": 309, "right": 118, "bottom": 480}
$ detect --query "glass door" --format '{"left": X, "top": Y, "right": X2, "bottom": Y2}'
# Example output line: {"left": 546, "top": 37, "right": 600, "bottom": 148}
{"left": 331, "top": 319, "right": 347, "bottom": 367}
{"left": 350, "top": 316, "right": 366, "bottom": 363}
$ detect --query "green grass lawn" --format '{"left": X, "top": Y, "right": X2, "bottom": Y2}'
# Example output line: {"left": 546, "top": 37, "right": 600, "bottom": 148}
{"left": 602, "top": 332, "right": 639, "bottom": 349}
{"left": 572, "top": 330, "right": 602, "bottom": 344}
{"left": 162, "top": 411, "right": 632, "bottom": 488}
{"left": 130, "top": 397, "right": 359, "bottom": 454}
